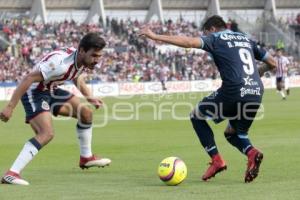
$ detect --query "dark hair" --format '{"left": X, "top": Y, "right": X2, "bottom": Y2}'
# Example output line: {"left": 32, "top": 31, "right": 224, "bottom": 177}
{"left": 276, "top": 48, "right": 284, "bottom": 52}
{"left": 202, "top": 15, "right": 227, "bottom": 31}
{"left": 79, "top": 32, "right": 106, "bottom": 52}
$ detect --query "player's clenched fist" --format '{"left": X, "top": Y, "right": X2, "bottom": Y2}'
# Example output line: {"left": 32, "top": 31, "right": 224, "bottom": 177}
{"left": 87, "top": 97, "right": 103, "bottom": 109}
{"left": 139, "top": 27, "right": 157, "bottom": 40}
{"left": 0, "top": 106, "right": 13, "bottom": 122}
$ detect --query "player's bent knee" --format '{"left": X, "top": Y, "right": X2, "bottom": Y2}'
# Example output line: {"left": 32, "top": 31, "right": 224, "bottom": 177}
{"left": 36, "top": 129, "right": 55, "bottom": 145}
{"left": 224, "top": 131, "right": 235, "bottom": 139}
{"left": 79, "top": 106, "right": 93, "bottom": 124}
{"left": 224, "top": 126, "right": 237, "bottom": 140}
{"left": 189, "top": 109, "right": 196, "bottom": 119}
{"left": 43, "top": 130, "right": 54, "bottom": 140}
{"left": 224, "top": 126, "right": 236, "bottom": 135}
{"left": 190, "top": 109, "right": 199, "bottom": 121}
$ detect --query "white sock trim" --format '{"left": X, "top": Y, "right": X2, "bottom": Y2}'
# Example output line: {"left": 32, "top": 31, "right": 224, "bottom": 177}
{"left": 10, "top": 142, "right": 39, "bottom": 174}
{"left": 280, "top": 90, "right": 286, "bottom": 98}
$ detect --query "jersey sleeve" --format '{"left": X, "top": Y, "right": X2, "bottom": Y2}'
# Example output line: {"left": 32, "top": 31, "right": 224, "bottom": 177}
{"left": 37, "top": 54, "right": 65, "bottom": 81}
{"left": 199, "top": 34, "right": 215, "bottom": 52}
{"left": 250, "top": 40, "right": 268, "bottom": 61}
{"left": 284, "top": 57, "right": 290, "bottom": 65}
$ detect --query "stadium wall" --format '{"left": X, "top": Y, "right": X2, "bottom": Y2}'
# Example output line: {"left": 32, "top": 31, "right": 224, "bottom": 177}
{"left": 1, "top": 76, "right": 300, "bottom": 100}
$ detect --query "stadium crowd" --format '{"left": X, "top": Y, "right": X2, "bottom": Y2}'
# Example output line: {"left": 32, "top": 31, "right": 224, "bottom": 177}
{"left": 0, "top": 17, "right": 299, "bottom": 83}
{"left": 276, "top": 12, "right": 300, "bottom": 39}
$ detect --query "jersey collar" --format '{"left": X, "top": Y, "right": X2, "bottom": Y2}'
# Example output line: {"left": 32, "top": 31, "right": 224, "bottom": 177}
{"left": 212, "top": 29, "right": 233, "bottom": 37}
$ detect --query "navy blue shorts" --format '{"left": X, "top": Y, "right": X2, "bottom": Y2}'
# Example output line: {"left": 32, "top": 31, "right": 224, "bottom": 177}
{"left": 21, "top": 88, "right": 74, "bottom": 123}
{"left": 197, "top": 90, "right": 261, "bottom": 133}
{"left": 276, "top": 77, "right": 284, "bottom": 83}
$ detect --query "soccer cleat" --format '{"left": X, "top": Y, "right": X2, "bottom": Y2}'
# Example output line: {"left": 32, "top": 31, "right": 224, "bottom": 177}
{"left": 245, "top": 148, "right": 264, "bottom": 183}
{"left": 1, "top": 171, "right": 29, "bottom": 186}
{"left": 202, "top": 154, "right": 227, "bottom": 181}
{"left": 79, "top": 155, "right": 111, "bottom": 169}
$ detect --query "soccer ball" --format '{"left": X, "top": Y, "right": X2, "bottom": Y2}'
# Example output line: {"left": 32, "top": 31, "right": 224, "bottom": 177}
{"left": 158, "top": 157, "right": 187, "bottom": 186}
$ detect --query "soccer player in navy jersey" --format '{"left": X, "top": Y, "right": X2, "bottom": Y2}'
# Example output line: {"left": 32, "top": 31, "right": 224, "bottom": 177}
{"left": 140, "top": 15, "right": 276, "bottom": 183}
{"left": 0, "top": 33, "right": 111, "bottom": 185}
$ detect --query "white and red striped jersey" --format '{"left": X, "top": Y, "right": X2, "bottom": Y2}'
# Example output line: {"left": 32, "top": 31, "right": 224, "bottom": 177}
{"left": 275, "top": 55, "right": 290, "bottom": 78}
{"left": 159, "top": 66, "right": 170, "bottom": 82}
{"left": 29, "top": 47, "right": 83, "bottom": 91}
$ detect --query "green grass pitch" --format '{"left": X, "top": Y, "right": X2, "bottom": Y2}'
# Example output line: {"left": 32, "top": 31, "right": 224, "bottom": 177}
{"left": 0, "top": 89, "right": 299, "bottom": 200}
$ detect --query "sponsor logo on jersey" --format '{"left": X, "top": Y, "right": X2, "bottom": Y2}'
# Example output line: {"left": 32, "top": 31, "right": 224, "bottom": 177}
{"left": 243, "top": 76, "right": 258, "bottom": 86}
{"left": 220, "top": 33, "right": 249, "bottom": 42}
{"left": 240, "top": 87, "right": 261, "bottom": 97}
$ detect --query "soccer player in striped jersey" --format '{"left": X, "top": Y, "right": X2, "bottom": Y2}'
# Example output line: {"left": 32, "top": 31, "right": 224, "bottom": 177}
{"left": 159, "top": 63, "right": 170, "bottom": 91}
{"left": 0, "top": 33, "right": 111, "bottom": 185}
{"left": 274, "top": 48, "right": 290, "bottom": 100}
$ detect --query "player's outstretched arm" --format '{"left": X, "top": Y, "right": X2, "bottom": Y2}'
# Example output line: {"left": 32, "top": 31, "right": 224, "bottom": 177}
{"left": 139, "top": 27, "right": 201, "bottom": 48}
{"left": 258, "top": 55, "right": 277, "bottom": 77}
{"left": 0, "top": 71, "right": 44, "bottom": 122}
{"left": 73, "top": 74, "right": 103, "bottom": 109}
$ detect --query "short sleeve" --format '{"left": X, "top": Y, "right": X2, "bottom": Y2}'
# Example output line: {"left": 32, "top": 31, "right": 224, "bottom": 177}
{"left": 38, "top": 54, "right": 65, "bottom": 81}
{"left": 284, "top": 57, "right": 290, "bottom": 65}
{"left": 199, "top": 34, "right": 215, "bottom": 52}
{"left": 250, "top": 40, "right": 268, "bottom": 61}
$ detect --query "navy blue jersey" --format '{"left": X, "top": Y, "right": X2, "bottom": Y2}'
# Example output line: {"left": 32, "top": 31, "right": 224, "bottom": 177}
{"left": 199, "top": 30, "right": 268, "bottom": 101}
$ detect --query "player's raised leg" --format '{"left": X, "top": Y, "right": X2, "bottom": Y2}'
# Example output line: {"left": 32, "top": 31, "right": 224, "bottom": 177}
{"left": 56, "top": 94, "right": 111, "bottom": 169}
{"left": 1, "top": 112, "right": 54, "bottom": 185}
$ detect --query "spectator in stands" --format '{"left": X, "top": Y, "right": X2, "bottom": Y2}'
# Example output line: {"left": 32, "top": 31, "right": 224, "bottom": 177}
{"left": 297, "top": 13, "right": 300, "bottom": 24}
{"left": 276, "top": 39, "right": 285, "bottom": 50}
{"left": 0, "top": 17, "right": 298, "bottom": 83}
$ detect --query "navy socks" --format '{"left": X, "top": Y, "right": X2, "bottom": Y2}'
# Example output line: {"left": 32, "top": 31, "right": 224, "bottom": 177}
{"left": 190, "top": 115, "right": 218, "bottom": 157}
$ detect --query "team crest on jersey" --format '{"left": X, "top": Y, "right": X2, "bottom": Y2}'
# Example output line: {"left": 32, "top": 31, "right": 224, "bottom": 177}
{"left": 41, "top": 100, "right": 50, "bottom": 110}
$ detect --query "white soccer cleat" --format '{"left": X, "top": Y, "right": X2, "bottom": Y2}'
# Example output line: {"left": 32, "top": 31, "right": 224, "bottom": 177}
{"left": 79, "top": 155, "right": 111, "bottom": 169}
{"left": 1, "top": 171, "right": 29, "bottom": 186}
